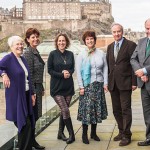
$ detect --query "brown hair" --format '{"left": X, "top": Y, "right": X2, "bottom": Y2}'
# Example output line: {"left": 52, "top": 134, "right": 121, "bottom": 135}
{"left": 24, "top": 28, "right": 40, "bottom": 47}
{"left": 82, "top": 30, "right": 97, "bottom": 45}
{"left": 54, "top": 33, "right": 70, "bottom": 49}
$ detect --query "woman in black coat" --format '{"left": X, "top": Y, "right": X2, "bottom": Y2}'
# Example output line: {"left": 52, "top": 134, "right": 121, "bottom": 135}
{"left": 24, "top": 28, "right": 45, "bottom": 149}
{"left": 48, "top": 33, "right": 75, "bottom": 144}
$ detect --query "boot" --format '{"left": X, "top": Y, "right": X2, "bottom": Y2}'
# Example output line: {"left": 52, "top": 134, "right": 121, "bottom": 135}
{"left": 64, "top": 117, "right": 75, "bottom": 144}
{"left": 82, "top": 124, "right": 89, "bottom": 144}
{"left": 32, "top": 128, "right": 45, "bottom": 149}
{"left": 91, "top": 124, "right": 100, "bottom": 141}
{"left": 57, "top": 115, "right": 68, "bottom": 141}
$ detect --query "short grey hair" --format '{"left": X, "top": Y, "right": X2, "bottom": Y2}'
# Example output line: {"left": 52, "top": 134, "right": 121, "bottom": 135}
{"left": 7, "top": 36, "right": 23, "bottom": 47}
{"left": 111, "top": 22, "right": 124, "bottom": 32}
{"left": 145, "top": 18, "right": 150, "bottom": 26}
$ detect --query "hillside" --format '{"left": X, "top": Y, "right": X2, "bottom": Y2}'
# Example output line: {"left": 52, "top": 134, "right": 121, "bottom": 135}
{"left": 0, "top": 19, "right": 113, "bottom": 52}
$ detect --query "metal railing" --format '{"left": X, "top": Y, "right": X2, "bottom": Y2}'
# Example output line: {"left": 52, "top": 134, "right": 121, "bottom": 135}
{"left": 0, "top": 61, "right": 79, "bottom": 150}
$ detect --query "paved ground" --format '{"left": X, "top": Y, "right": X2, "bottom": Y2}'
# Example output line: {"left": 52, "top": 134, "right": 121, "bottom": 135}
{"left": 36, "top": 89, "right": 150, "bottom": 150}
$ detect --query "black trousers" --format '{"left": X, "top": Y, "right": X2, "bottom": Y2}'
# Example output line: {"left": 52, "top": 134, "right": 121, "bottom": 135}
{"left": 14, "top": 91, "right": 32, "bottom": 150}
{"left": 110, "top": 84, "right": 132, "bottom": 138}
{"left": 141, "top": 87, "right": 150, "bottom": 139}
{"left": 14, "top": 117, "right": 32, "bottom": 150}
{"left": 18, "top": 117, "right": 32, "bottom": 150}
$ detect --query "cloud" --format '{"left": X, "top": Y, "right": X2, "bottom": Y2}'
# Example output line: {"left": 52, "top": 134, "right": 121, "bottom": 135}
{"left": 0, "top": 0, "right": 22, "bottom": 9}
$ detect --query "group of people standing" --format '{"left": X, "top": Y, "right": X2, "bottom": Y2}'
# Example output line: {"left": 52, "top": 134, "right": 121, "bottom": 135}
{"left": 0, "top": 18, "right": 150, "bottom": 150}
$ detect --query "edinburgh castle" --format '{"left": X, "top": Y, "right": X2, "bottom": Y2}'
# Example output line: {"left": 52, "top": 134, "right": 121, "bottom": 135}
{"left": 0, "top": 0, "right": 114, "bottom": 40}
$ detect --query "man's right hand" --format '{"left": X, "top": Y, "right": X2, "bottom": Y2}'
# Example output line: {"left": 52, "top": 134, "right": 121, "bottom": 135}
{"left": 135, "top": 69, "right": 144, "bottom": 77}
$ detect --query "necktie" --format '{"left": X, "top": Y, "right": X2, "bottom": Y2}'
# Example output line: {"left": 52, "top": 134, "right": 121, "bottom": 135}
{"left": 146, "top": 39, "right": 150, "bottom": 57}
{"left": 114, "top": 42, "right": 119, "bottom": 61}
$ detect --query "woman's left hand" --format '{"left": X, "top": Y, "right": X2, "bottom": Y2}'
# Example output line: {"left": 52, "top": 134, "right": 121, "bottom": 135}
{"left": 103, "top": 85, "right": 108, "bottom": 93}
{"left": 132, "top": 85, "right": 137, "bottom": 91}
{"left": 63, "top": 70, "right": 70, "bottom": 79}
{"left": 31, "top": 94, "right": 36, "bottom": 106}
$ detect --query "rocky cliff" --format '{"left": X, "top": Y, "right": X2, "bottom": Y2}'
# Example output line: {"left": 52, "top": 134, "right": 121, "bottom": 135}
{"left": 0, "top": 17, "right": 114, "bottom": 52}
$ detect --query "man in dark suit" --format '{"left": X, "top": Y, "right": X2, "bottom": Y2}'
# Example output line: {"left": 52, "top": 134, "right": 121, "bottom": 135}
{"left": 106, "top": 23, "right": 137, "bottom": 146}
{"left": 130, "top": 18, "right": 150, "bottom": 146}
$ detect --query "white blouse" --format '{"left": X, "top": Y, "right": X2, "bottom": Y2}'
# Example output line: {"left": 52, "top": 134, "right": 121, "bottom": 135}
{"left": 17, "top": 57, "right": 29, "bottom": 91}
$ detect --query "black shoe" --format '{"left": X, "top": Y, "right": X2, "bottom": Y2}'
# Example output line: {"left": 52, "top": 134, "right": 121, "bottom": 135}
{"left": 137, "top": 139, "right": 150, "bottom": 146}
{"left": 113, "top": 133, "right": 122, "bottom": 141}
{"left": 64, "top": 117, "right": 75, "bottom": 144}
{"left": 57, "top": 115, "right": 68, "bottom": 141}
{"left": 32, "top": 141, "right": 45, "bottom": 149}
{"left": 91, "top": 124, "right": 100, "bottom": 141}
{"left": 91, "top": 134, "right": 100, "bottom": 141}
{"left": 82, "top": 124, "right": 89, "bottom": 144}
{"left": 119, "top": 137, "right": 131, "bottom": 146}
{"left": 82, "top": 134, "right": 89, "bottom": 144}
{"left": 57, "top": 132, "right": 68, "bottom": 141}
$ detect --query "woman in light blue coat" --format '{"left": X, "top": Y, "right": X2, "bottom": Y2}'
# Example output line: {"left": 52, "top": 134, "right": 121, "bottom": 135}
{"left": 76, "top": 31, "right": 108, "bottom": 144}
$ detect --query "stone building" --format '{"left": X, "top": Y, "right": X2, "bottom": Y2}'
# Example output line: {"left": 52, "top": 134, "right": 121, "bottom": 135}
{"left": 10, "top": 7, "right": 23, "bottom": 19}
{"left": 81, "top": 0, "right": 111, "bottom": 21}
{"left": 0, "top": 0, "right": 112, "bottom": 22}
{"left": 23, "top": 0, "right": 81, "bottom": 20}
{"left": 0, "top": 0, "right": 113, "bottom": 39}
{"left": 22, "top": 0, "right": 111, "bottom": 21}
{"left": 0, "top": 7, "right": 11, "bottom": 22}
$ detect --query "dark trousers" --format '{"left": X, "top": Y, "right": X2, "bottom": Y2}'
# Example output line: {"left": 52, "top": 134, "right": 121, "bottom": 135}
{"left": 110, "top": 84, "right": 132, "bottom": 138}
{"left": 14, "top": 117, "right": 32, "bottom": 150}
{"left": 141, "top": 87, "right": 150, "bottom": 139}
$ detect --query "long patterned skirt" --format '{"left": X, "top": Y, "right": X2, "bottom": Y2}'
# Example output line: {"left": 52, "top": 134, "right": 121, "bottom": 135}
{"left": 77, "top": 81, "right": 108, "bottom": 125}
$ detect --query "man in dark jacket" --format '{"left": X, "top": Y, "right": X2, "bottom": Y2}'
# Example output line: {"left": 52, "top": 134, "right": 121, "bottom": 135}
{"left": 106, "top": 23, "right": 137, "bottom": 146}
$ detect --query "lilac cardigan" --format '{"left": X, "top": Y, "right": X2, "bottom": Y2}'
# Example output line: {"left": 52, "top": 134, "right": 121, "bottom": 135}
{"left": 0, "top": 52, "right": 35, "bottom": 132}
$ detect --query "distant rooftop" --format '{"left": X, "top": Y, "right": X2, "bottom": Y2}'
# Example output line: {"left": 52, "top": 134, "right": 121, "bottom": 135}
{"left": 37, "top": 40, "right": 85, "bottom": 55}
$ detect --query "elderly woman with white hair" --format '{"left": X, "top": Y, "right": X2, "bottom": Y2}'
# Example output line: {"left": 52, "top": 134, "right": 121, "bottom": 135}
{"left": 0, "top": 36, "right": 35, "bottom": 150}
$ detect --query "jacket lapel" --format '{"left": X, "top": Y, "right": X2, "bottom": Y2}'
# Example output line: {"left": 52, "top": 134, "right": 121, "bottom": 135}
{"left": 110, "top": 42, "right": 116, "bottom": 63}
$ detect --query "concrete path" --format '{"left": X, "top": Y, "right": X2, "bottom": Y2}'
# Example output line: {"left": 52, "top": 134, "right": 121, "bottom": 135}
{"left": 36, "top": 89, "right": 150, "bottom": 150}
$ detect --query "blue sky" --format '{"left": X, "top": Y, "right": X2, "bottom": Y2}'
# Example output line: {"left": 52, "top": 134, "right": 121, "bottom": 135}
{"left": 0, "top": 0, "right": 150, "bottom": 31}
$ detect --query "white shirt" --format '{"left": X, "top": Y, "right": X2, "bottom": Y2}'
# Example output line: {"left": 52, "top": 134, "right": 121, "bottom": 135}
{"left": 17, "top": 57, "right": 29, "bottom": 91}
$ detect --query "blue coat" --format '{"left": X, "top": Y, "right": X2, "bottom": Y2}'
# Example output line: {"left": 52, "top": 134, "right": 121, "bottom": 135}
{"left": 0, "top": 52, "right": 35, "bottom": 132}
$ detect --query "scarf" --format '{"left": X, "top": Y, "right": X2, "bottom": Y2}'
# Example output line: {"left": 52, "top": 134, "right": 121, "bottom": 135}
{"left": 88, "top": 47, "right": 96, "bottom": 56}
